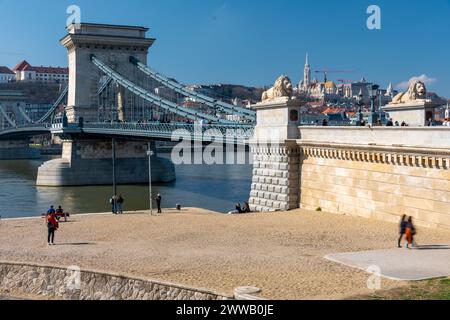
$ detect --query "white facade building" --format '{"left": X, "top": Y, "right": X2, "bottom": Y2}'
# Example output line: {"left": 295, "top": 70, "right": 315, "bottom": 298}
{"left": 13, "top": 60, "right": 68, "bottom": 83}
{"left": 0, "top": 66, "right": 16, "bottom": 83}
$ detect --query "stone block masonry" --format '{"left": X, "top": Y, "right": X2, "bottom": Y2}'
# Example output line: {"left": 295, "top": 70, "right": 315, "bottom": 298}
{"left": 0, "top": 140, "right": 40, "bottom": 159}
{"left": 37, "top": 139, "right": 175, "bottom": 186}
{"left": 299, "top": 142, "right": 450, "bottom": 230}
{"left": 61, "top": 23, "right": 154, "bottom": 123}
{"left": 249, "top": 142, "right": 300, "bottom": 212}
{"left": 249, "top": 95, "right": 450, "bottom": 230}
{"left": 0, "top": 262, "right": 231, "bottom": 300}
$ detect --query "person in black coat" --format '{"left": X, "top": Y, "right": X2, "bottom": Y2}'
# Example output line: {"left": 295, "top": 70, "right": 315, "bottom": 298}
{"left": 155, "top": 194, "right": 162, "bottom": 213}
{"left": 398, "top": 215, "right": 407, "bottom": 248}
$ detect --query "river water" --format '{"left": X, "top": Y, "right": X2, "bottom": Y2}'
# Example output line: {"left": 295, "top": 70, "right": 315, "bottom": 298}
{"left": 0, "top": 155, "right": 252, "bottom": 218}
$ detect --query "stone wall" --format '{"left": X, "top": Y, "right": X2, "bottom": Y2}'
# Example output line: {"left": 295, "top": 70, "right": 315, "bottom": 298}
{"left": 250, "top": 98, "right": 450, "bottom": 230}
{"left": 249, "top": 142, "right": 300, "bottom": 212}
{"left": 0, "top": 262, "right": 231, "bottom": 300}
{"left": 0, "top": 140, "right": 40, "bottom": 159}
{"left": 298, "top": 127, "right": 450, "bottom": 148}
{"left": 37, "top": 139, "right": 176, "bottom": 186}
{"left": 297, "top": 127, "right": 450, "bottom": 230}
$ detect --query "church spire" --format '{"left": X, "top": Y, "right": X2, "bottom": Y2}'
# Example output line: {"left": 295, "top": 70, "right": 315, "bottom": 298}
{"left": 386, "top": 82, "right": 393, "bottom": 96}
{"left": 303, "top": 52, "right": 311, "bottom": 89}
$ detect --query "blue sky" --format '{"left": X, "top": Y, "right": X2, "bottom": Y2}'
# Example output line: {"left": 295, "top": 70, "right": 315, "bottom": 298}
{"left": 0, "top": 0, "right": 449, "bottom": 96}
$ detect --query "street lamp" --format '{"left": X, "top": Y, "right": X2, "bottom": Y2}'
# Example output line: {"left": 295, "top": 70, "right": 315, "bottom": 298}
{"left": 356, "top": 89, "right": 364, "bottom": 126}
{"left": 368, "top": 84, "right": 380, "bottom": 125}
{"left": 147, "top": 142, "right": 154, "bottom": 215}
{"left": 112, "top": 138, "right": 117, "bottom": 198}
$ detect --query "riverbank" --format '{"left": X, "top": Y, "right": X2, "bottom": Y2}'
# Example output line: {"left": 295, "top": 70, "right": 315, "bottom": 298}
{"left": 0, "top": 158, "right": 252, "bottom": 218}
{"left": 0, "top": 208, "right": 449, "bottom": 300}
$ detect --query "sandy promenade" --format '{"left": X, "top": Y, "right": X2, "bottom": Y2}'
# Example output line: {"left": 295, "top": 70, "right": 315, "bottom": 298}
{"left": 1, "top": 208, "right": 449, "bottom": 300}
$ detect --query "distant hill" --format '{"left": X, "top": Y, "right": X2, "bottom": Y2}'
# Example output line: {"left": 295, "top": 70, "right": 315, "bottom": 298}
{"left": 0, "top": 81, "right": 266, "bottom": 106}
{"left": 0, "top": 82, "right": 63, "bottom": 104}
{"left": 191, "top": 84, "right": 264, "bottom": 104}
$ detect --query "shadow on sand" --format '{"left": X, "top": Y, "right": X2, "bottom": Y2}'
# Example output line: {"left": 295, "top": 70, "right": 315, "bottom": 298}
{"left": 54, "top": 242, "right": 95, "bottom": 246}
{"left": 413, "top": 244, "right": 450, "bottom": 250}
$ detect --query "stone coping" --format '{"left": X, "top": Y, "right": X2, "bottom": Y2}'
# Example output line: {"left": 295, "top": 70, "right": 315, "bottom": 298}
{"left": 298, "top": 126, "right": 450, "bottom": 131}
{"left": 297, "top": 140, "right": 450, "bottom": 156}
{"left": 0, "top": 260, "right": 233, "bottom": 300}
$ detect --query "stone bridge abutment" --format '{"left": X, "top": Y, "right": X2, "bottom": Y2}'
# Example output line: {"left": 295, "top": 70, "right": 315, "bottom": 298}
{"left": 249, "top": 98, "right": 450, "bottom": 230}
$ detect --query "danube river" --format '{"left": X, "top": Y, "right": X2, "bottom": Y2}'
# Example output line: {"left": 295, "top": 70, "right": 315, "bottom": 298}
{"left": 0, "top": 155, "right": 252, "bottom": 218}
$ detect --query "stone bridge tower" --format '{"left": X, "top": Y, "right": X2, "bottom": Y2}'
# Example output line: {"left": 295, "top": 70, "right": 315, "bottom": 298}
{"left": 60, "top": 23, "right": 155, "bottom": 123}
{"left": 37, "top": 23, "right": 175, "bottom": 186}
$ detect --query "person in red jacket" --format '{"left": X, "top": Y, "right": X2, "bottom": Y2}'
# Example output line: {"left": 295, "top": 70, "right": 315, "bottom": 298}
{"left": 46, "top": 209, "right": 59, "bottom": 246}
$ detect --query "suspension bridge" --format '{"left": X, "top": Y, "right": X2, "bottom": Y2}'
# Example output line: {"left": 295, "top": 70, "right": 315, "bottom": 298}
{"left": 0, "top": 23, "right": 256, "bottom": 186}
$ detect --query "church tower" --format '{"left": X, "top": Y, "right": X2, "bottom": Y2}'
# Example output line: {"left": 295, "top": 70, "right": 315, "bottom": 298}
{"left": 386, "top": 82, "right": 394, "bottom": 97}
{"left": 303, "top": 53, "right": 311, "bottom": 89}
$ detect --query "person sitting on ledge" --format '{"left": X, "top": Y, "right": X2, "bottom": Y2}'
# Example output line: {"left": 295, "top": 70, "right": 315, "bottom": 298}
{"left": 242, "top": 202, "right": 251, "bottom": 213}
{"left": 55, "top": 205, "right": 68, "bottom": 222}
{"left": 228, "top": 203, "right": 243, "bottom": 215}
{"left": 444, "top": 118, "right": 450, "bottom": 127}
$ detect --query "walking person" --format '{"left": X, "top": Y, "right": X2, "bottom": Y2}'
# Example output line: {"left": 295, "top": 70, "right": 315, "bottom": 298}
{"left": 117, "top": 195, "right": 124, "bottom": 214}
{"left": 110, "top": 195, "right": 117, "bottom": 214}
{"left": 155, "top": 194, "right": 162, "bottom": 214}
{"left": 46, "top": 207, "right": 59, "bottom": 246}
{"left": 405, "top": 216, "right": 416, "bottom": 249}
{"left": 397, "top": 215, "right": 407, "bottom": 248}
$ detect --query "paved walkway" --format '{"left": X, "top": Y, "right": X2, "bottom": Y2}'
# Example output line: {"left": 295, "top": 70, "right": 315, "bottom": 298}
{"left": 325, "top": 245, "right": 450, "bottom": 281}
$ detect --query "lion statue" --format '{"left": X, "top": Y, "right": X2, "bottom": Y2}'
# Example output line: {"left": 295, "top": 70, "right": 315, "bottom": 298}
{"left": 391, "top": 80, "right": 427, "bottom": 104}
{"left": 262, "top": 75, "right": 293, "bottom": 102}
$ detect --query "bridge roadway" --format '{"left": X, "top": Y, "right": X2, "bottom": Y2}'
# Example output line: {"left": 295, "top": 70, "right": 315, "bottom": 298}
{"left": 0, "top": 122, "right": 254, "bottom": 145}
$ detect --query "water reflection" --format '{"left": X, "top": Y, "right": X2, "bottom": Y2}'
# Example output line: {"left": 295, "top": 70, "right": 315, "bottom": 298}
{"left": 0, "top": 155, "right": 252, "bottom": 218}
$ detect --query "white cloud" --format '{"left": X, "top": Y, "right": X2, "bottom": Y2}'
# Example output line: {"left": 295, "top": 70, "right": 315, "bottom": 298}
{"left": 396, "top": 74, "right": 437, "bottom": 90}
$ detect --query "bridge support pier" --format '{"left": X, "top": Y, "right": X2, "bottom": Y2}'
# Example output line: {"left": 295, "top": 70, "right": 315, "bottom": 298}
{"left": 36, "top": 139, "right": 175, "bottom": 186}
{"left": 0, "top": 140, "right": 40, "bottom": 160}
{"left": 249, "top": 141, "right": 300, "bottom": 212}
